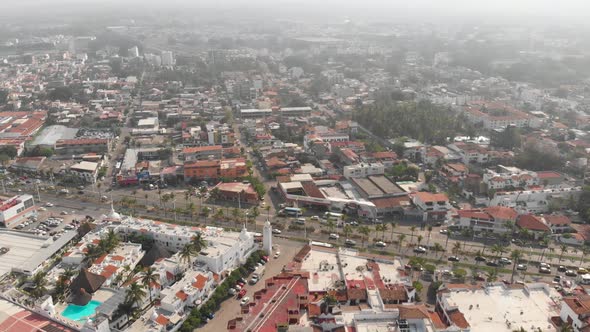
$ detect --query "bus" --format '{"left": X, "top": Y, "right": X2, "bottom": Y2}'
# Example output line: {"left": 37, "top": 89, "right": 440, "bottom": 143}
{"left": 283, "top": 207, "right": 302, "bottom": 216}
{"left": 324, "top": 212, "right": 343, "bottom": 220}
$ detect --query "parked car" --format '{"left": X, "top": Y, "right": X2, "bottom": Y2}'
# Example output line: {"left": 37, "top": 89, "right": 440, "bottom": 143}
{"left": 262, "top": 256, "right": 270, "bottom": 262}
{"left": 475, "top": 256, "right": 487, "bottom": 262}
{"left": 558, "top": 265, "right": 567, "bottom": 272}
{"left": 539, "top": 267, "right": 551, "bottom": 274}
{"left": 448, "top": 256, "right": 460, "bottom": 262}
{"left": 578, "top": 268, "right": 589, "bottom": 275}
{"left": 249, "top": 275, "right": 259, "bottom": 284}
{"left": 240, "top": 296, "right": 250, "bottom": 306}
{"left": 310, "top": 216, "right": 320, "bottom": 221}
{"left": 273, "top": 252, "right": 280, "bottom": 259}
{"left": 413, "top": 246, "right": 427, "bottom": 254}
{"left": 565, "top": 270, "right": 577, "bottom": 277}
{"left": 375, "top": 241, "right": 387, "bottom": 248}
{"left": 46, "top": 202, "right": 54, "bottom": 207}
{"left": 498, "top": 257, "right": 512, "bottom": 265}
{"left": 237, "top": 289, "right": 247, "bottom": 299}
{"left": 272, "top": 229, "right": 282, "bottom": 234}
{"left": 486, "top": 261, "right": 499, "bottom": 267}
{"left": 329, "top": 233, "right": 340, "bottom": 240}
{"left": 439, "top": 229, "right": 448, "bottom": 234}
{"left": 516, "top": 264, "right": 527, "bottom": 271}
{"left": 345, "top": 239, "right": 356, "bottom": 247}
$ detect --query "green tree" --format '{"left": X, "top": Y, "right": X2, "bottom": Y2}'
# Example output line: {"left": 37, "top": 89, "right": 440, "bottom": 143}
{"left": 141, "top": 267, "right": 159, "bottom": 304}
{"left": 125, "top": 283, "right": 146, "bottom": 309}
{"left": 179, "top": 244, "right": 196, "bottom": 267}
{"left": 510, "top": 250, "right": 522, "bottom": 284}
{"left": 29, "top": 271, "right": 48, "bottom": 299}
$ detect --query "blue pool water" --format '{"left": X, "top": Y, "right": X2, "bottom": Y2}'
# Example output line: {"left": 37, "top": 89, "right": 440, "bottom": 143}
{"left": 61, "top": 300, "right": 102, "bottom": 321}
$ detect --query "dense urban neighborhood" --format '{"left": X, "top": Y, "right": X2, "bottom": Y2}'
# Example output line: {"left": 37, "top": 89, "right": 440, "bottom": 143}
{"left": 1, "top": 2, "right": 590, "bottom": 332}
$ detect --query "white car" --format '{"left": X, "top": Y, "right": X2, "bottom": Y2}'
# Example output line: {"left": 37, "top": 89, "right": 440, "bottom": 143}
{"left": 272, "top": 228, "right": 282, "bottom": 234}
{"left": 240, "top": 296, "right": 250, "bottom": 306}
{"left": 375, "top": 241, "right": 387, "bottom": 248}
{"left": 274, "top": 252, "right": 280, "bottom": 259}
{"left": 46, "top": 202, "right": 54, "bottom": 207}
{"left": 38, "top": 207, "right": 46, "bottom": 211}
{"left": 329, "top": 233, "right": 339, "bottom": 240}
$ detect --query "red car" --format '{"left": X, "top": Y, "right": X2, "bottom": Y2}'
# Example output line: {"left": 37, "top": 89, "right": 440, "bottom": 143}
{"left": 238, "top": 289, "right": 247, "bottom": 298}
{"left": 237, "top": 281, "right": 245, "bottom": 287}
{"left": 262, "top": 256, "right": 270, "bottom": 262}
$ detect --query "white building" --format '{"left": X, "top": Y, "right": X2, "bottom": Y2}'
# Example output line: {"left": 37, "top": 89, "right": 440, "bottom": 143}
{"left": 160, "top": 269, "right": 215, "bottom": 314}
{"left": 304, "top": 132, "right": 350, "bottom": 151}
{"left": 69, "top": 161, "right": 100, "bottom": 183}
{"left": 116, "top": 218, "right": 257, "bottom": 274}
{"left": 343, "top": 163, "right": 385, "bottom": 178}
{"left": 128, "top": 46, "right": 139, "bottom": 58}
{"left": 161, "top": 51, "right": 174, "bottom": 66}
{"left": 0, "top": 194, "right": 36, "bottom": 228}
{"left": 411, "top": 191, "right": 451, "bottom": 222}
{"left": 483, "top": 166, "right": 539, "bottom": 190}
{"left": 489, "top": 186, "right": 582, "bottom": 214}
{"left": 437, "top": 283, "right": 560, "bottom": 332}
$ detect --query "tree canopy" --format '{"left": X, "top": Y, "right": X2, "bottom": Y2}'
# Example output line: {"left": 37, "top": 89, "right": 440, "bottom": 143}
{"left": 354, "top": 97, "right": 474, "bottom": 145}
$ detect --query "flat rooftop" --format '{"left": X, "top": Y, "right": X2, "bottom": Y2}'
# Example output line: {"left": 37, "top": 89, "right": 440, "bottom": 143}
{"left": 351, "top": 177, "right": 384, "bottom": 197}
{"left": 368, "top": 175, "right": 405, "bottom": 195}
{"left": 300, "top": 249, "right": 342, "bottom": 293}
{"left": 0, "top": 230, "right": 76, "bottom": 275}
{"left": 442, "top": 284, "right": 560, "bottom": 332}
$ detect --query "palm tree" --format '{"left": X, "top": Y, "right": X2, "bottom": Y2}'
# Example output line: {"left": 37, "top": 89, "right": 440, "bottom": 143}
{"left": 510, "top": 249, "right": 522, "bottom": 283}
{"left": 409, "top": 226, "right": 416, "bottom": 244}
{"left": 215, "top": 208, "right": 224, "bottom": 222}
{"left": 232, "top": 208, "right": 241, "bottom": 227}
{"left": 188, "top": 202, "right": 197, "bottom": 221}
{"left": 343, "top": 225, "right": 353, "bottom": 239}
{"left": 560, "top": 324, "right": 574, "bottom": 332}
{"left": 191, "top": 233, "right": 207, "bottom": 253}
{"left": 390, "top": 222, "right": 397, "bottom": 242}
{"left": 144, "top": 193, "right": 149, "bottom": 207}
{"left": 141, "top": 267, "right": 159, "bottom": 304}
{"left": 579, "top": 246, "right": 589, "bottom": 267}
{"left": 125, "top": 283, "right": 146, "bottom": 309}
{"left": 491, "top": 244, "right": 507, "bottom": 259}
{"left": 380, "top": 224, "right": 389, "bottom": 241}
{"left": 433, "top": 243, "right": 444, "bottom": 255}
{"left": 359, "top": 226, "right": 370, "bottom": 247}
{"left": 486, "top": 269, "right": 498, "bottom": 282}
{"left": 327, "top": 219, "right": 335, "bottom": 234}
{"left": 179, "top": 244, "right": 196, "bottom": 267}
{"left": 29, "top": 271, "right": 48, "bottom": 299}
{"left": 103, "top": 229, "right": 120, "bottom": 251}
{"left": 558, "top": 244, "right": 568, "bottom": 264}
{"left": 426, "top": 226, "right": 433, "bottom": 248}
{"left": 452, "top": 242, "right": 462, "bottom": 256}
{"left": 375, "top": 224, "right": 383, "bottom": 241}
{"left": 417, "top": 235, "right": 424, "bottom": 246}
{"left": 397, "top": 234, "right": 406, "bottom": 252}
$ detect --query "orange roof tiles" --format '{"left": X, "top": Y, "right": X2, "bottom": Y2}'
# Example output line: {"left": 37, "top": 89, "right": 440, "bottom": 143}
{"left": 517, "top": 214, "right": 551, "bottom": 232}
{"left": 192, "top": 274, "right": 208, "bottom": 290}
{"left": 176, "top": 290, "right": 188, "bottom": 301}
{"left": 414, "top": 191, "right": 449, "bottom": 203}
{"left": 448, "top": 310, "right": 470, "bottom": 329}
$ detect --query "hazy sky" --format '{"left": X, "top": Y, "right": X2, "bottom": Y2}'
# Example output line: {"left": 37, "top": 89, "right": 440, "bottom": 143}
{"left": 4, "top": 0, "right": 590, "bottom": 22}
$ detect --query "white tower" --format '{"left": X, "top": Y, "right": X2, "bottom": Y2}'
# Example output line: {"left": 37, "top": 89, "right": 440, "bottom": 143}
{"left": 262, "top": 219, "right": 272, "bottom": 255}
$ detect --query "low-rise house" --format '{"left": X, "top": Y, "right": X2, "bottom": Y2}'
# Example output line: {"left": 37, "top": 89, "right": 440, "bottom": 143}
{"left": 411, "top": 192, "right": 451, "bottom": 222}
{"left": 69, "top": 161, "right": 100, "bottom": 183}
{"left": 516, "top": 214, "right": 551, "bottom": 238}
{"left": 454, "top": 206, "right": 518, "bottom": 234}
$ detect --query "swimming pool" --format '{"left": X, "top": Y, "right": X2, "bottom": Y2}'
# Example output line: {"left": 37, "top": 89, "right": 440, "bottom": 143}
{"left": 61, "top": 300, "right": 102, "bottom": 321}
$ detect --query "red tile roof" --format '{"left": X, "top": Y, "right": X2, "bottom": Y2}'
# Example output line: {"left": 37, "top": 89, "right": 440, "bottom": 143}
{"left": 176, "top": 290, "right": 188, "bottom": 301}
{"left": 155, "top": 314, "right": 169, "bottom": 326}
{"left": 544, "top": 214, "right": 571, "bottom": 226}
{"left": 448, "top": 310, "right": 470, "bottom": 329}
{"left": 517, "top": 214, "right": 551, "bottom": 232}
{"left": 192, "top": 274, "right": 208, "bottom": 290}
{"left": 414, "top": 191, "right": 449, "bottom": 203}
